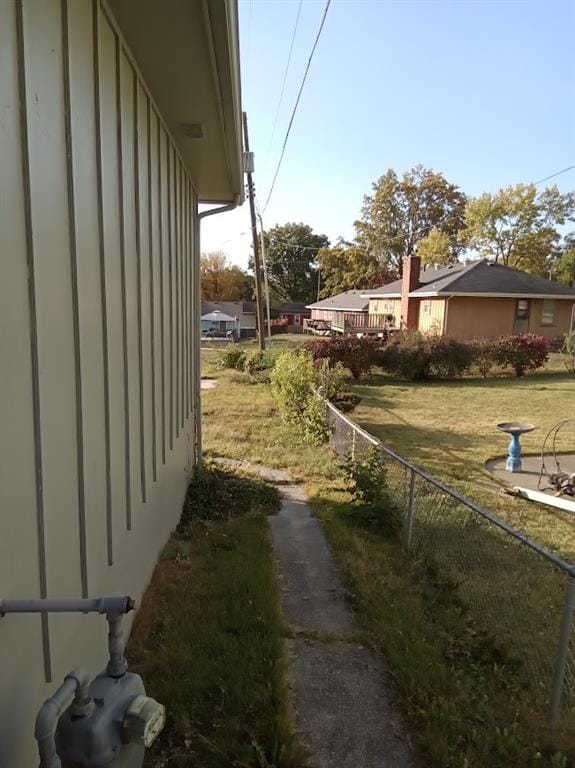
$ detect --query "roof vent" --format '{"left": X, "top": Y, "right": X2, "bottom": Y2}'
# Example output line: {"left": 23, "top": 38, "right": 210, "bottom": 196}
{"left": 180, "top": 122, "right": 205, "bottom": 139}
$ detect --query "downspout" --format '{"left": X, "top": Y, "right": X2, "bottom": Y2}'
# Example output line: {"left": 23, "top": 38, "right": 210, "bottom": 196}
{"left": 194, "top": 198, "right": 240, "bottom": 467}
{"left": 442, "top": 295, "right": 453, "bottom": 336}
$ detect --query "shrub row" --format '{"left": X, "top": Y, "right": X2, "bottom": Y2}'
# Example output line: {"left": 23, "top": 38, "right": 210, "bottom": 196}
{"left": 307, "top": 333, "right": 551, "bottom": 380}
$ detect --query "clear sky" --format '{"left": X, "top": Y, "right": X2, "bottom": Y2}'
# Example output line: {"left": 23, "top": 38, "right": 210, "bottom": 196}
{"left": 201, "top": 0, "right": 575, "bottom": 268}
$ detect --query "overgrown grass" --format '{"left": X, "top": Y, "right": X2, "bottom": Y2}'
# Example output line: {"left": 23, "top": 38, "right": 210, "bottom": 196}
{"left": 127, "top": 467, "right": 295, "bottom": 768}
{"left": 350, "top": 353, "right": 575, "bottom": 560}
{"left": 201, "top": 369, "right": 575, "bottom": 768}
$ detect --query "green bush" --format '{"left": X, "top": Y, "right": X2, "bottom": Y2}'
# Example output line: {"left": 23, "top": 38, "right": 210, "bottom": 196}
{"left": 270, "top": 350, "right": 318, "bottom": 423}
{"left": 217, "top": 346, "right": 246, "bottom": 371}
{"left": 307, "top": 336, "right": 382, "bottom": 379}
{"left": 342, "top": 446, "right": 402, "bottom": 535}
{"left": 243, "top": 348, "right": 280, "bottom": 383}
{"left": 177, "top": 464, "right": 280, "bottom": 535}
{"left": 270, "top": 350, "right": 347, "bottom": 443}
{"left": 469, "top": 338, "right": 498, "bottom": 378}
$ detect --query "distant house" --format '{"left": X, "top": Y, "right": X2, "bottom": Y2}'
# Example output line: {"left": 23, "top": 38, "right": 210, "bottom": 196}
{"left": 201, "top": 301, "right": 257, "bottom": 338}
{"left": 276, "top": 302, "right": 311, "bottom": 333}
{"left": 306, "top": 290, "right": 392, "bottom": 335}
{"left": 367, "top": 257, "right": 575, "bottom": 340}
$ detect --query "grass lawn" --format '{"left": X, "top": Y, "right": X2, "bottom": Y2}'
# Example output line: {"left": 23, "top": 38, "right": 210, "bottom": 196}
{"left": 201, "top": 366, "right": 575, "bottom": 768}
{"left": 127, "top": 468, "right": 299, "bottom": 768}
{"left": 349, "top": 354, "right": 575, "bottom": 560}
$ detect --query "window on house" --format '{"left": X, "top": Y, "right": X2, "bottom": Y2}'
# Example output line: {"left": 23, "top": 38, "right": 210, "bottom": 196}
{"left": 541, "top": 299, "right": 556, "bottom": 326}
{"left": 383, "top": 300, "right": 394, "bottom": 313}
{"left": 422, "top": 300, "right": 431, "bottom": 315}
{"left": 515, "top": 299, "right": 529, "bottom": 320}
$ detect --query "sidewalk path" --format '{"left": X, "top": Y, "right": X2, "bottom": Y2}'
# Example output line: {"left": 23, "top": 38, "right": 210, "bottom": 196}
{"left": 269, "top": 483, "right": 415, "bottom": 768}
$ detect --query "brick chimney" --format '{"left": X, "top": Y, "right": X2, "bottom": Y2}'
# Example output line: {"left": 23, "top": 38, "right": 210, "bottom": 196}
{"left": 400, "top": 255, "right": 421, "bottom": 330}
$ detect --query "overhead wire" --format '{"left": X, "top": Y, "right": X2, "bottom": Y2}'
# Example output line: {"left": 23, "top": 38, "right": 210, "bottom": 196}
{"left": 263, "top": 0, "right": 303, "bottom": 169}
{"left": 261, "top": 0, "right": 332, "bottom": 214}
{"left": 534, "top": 165, "right": 575, "bottom": 185}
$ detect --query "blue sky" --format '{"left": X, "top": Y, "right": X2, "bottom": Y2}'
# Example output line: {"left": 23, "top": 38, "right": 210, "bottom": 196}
{"left": 201, "top": 0, "right": 575, "bottom": 268}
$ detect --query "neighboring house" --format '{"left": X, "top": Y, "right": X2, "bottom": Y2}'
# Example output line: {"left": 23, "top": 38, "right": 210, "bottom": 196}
{"left": 201, "top": 300, "right": 257, "bottom": 338}
{"left": 0, "top": 1, "right": 242, "bottom": 764}
{"left": 201, "top": 310, "right": 238, "bottom": 338}
{"left": 276, "top": 301, "right": 311, "bottom": 333}
{"left": 306, "top": 290, "right": 392, "bottom": 335}
{"left": 367, "top": 257, "right": 575, "bottom": 340}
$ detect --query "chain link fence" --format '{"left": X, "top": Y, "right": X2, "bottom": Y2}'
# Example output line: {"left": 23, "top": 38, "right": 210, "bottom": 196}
{"left": 325, "top": 398, "right": 575, "bottom": 725}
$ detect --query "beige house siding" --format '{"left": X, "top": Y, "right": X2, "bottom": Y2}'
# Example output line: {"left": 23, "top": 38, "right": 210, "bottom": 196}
{"left": 528, "top": 299, "right": 574, "bottom": 338}
{"left": 444, "top": 297, "right": 516, "bottom": 339}
{"left": 443, "top": 297, "right": 574, "bottom": 340}
{"left": 311, "top": 307, "right": 336, "bottom": 321}
{"left": 369, "top": 297, "right": 400, "bottom": 320}
{"left": 418, "top": 298, "right": 446, "bottom": 334}
{"left": 0, "top": 1, "right": 198, "bottom": 764}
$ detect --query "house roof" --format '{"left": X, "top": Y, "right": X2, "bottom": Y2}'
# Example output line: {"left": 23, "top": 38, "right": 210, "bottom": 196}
{"left": 307, "top": 290, "right": 369, "bottom": 312}
{"left": 201, "top": 310, "right": 237, "bottom": 322}
{"left": 201, "top": 300, "right": 246, "bottom": 317}
{"left": 367, "top": 260, "right": 575, "bottom": 300}
{"left": 108, "top": 0, "right": 243, "bottom": 204}
{"left": 277, "top": 302, "right": 311, "bottom": 314}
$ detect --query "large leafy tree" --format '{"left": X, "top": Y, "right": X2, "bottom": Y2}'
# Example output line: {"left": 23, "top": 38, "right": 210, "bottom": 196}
{"left": 262, "top": 222, "right": 329, "bottom": 303}
{"left": 200, "top": 251, "right": 253, "bottom": 301}
{"left": 317, "top": 240, "right": 392, "bottom": 297}
{"left": 354, "top": 165, "right": 466, "bottom": 276}
{"left": 463, "top": 184, "right": 575, "bottom": 276}
{"left": 416, "top": 228, "right": 455, "bottom": 266}
{"left": 553, "top": 233, "right": 575, "bottom": 286}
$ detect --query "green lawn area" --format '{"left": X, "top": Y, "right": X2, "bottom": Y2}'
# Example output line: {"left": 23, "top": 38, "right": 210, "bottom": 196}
{"left": 349, "top": 354, "right": 575, "bottom": 560}
{"left": 127, "top": 468, "right": 300, "bottom": 768}
{"left": 200, "top": 363, "right": 575, "bottom": 768}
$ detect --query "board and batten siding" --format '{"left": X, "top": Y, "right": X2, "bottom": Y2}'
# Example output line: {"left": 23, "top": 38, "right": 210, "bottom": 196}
{"left": 0, "top": 1, "right": 199, "bottom": 763}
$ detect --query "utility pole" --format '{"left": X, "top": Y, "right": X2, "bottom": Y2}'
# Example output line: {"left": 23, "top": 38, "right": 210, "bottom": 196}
{"left": 257, "top": 212, "right": 272, "bottom": 345}
{"left": 242, "top": 112, "right": 266, "bottom": 351}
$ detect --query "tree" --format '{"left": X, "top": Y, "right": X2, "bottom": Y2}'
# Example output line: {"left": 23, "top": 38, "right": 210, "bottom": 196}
{"left": 553, "top": 233, "right": 575, "bottom": 287}
{"left": 317, "top": 240, "right": 392, "bottom": 297}
{"left": 262, "top": 222, "right": 329, "bottom": 303}
{"left": 463, "top": 184, "right": 575, "bottom": 276}
{"left": 416, "top": 228, "right": 455, "bottom": 266}
{"left": 200, "top": 251, "right": 253, "bottom": 301}
{"left": 354, "top": 165, "right": 466, "bottom": 276}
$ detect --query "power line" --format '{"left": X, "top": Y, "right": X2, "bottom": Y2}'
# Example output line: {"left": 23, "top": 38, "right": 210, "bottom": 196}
{"left": 261, "top": 0, "right": 332, "bottom": 214}
{"left": 263, "top": 0, "right": 303, "bottom": 169}
{"left": 534, "top": 165, "right": 575, "bottom": 186}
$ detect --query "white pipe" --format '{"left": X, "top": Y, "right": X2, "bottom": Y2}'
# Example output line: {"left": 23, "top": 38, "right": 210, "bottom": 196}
{"left": 513, "top": 486, "right": 575, "bottom": 513}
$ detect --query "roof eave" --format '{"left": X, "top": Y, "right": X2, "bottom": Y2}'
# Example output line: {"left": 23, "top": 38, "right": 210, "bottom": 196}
{"left": 410, "top": 291, "right": 575, "bottom": 300}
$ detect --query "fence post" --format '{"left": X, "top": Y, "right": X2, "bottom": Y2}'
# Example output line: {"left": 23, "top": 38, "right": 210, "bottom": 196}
{"left": 404, "top": 469, "right": 416, "bottom": 550}
{"left": 549, "top": 573, "right": 575, "bottom": 724}
{"left": 351, "top": 427, "right": 356, "bottom": 461}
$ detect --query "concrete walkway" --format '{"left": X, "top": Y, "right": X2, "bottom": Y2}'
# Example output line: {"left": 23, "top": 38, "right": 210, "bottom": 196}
{"left": 269, "top": 483, "right": 415, "bottom": 768}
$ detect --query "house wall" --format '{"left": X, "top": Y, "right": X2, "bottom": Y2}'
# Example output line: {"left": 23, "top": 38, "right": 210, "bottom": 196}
{"left": 444, "top": 297, "right": 575, "bottom": 340}
{"left": 528, "top": 299, "right": 574, "bottom": 338}
{"left": 311, "top": 308, "right": 336, "bottom": 321}
{"left": 369, "top": 298, "right": 400, "bottom": 321}
{"left": 418, "top": 298, "right": 446, "bottom": 335}
{"left": 0, "top": 1, "right": 198, "bottom": 764}
{"left": 444, "top": 297, "right": 516, "bottom": 339}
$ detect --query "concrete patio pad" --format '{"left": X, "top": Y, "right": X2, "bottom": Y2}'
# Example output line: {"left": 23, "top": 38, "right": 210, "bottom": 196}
{"left": 486, "top": 453, "right": 575, "bottom": 494}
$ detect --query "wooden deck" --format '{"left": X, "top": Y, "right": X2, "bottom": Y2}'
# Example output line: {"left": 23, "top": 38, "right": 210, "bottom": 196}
{"left": 331, "top": 312, "right": 395, "bottom": 335}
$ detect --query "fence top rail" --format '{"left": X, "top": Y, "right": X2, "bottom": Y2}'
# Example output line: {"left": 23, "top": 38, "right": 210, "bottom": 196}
{"left": 324, "top": 398, "right": 575, "bottom": 575}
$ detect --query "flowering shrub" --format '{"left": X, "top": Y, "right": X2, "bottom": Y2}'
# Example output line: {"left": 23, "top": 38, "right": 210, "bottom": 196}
{"left": 492, "top": 334, "right": 550, "bottom": 377}
{"left": 307, "top": 336, "right": 382, "bottom": 379}
{"left": 376, "top": 333, "right": 474, "bottom": 380}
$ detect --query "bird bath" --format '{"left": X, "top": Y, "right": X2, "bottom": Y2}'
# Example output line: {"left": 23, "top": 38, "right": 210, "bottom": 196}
{"left": 497, "top": 422, "right": 535, "bottom": 472}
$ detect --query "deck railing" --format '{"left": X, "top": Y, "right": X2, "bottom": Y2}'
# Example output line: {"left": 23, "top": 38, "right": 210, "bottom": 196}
{"left": 331, "top": 312, "right": 395, "bottom": 332}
